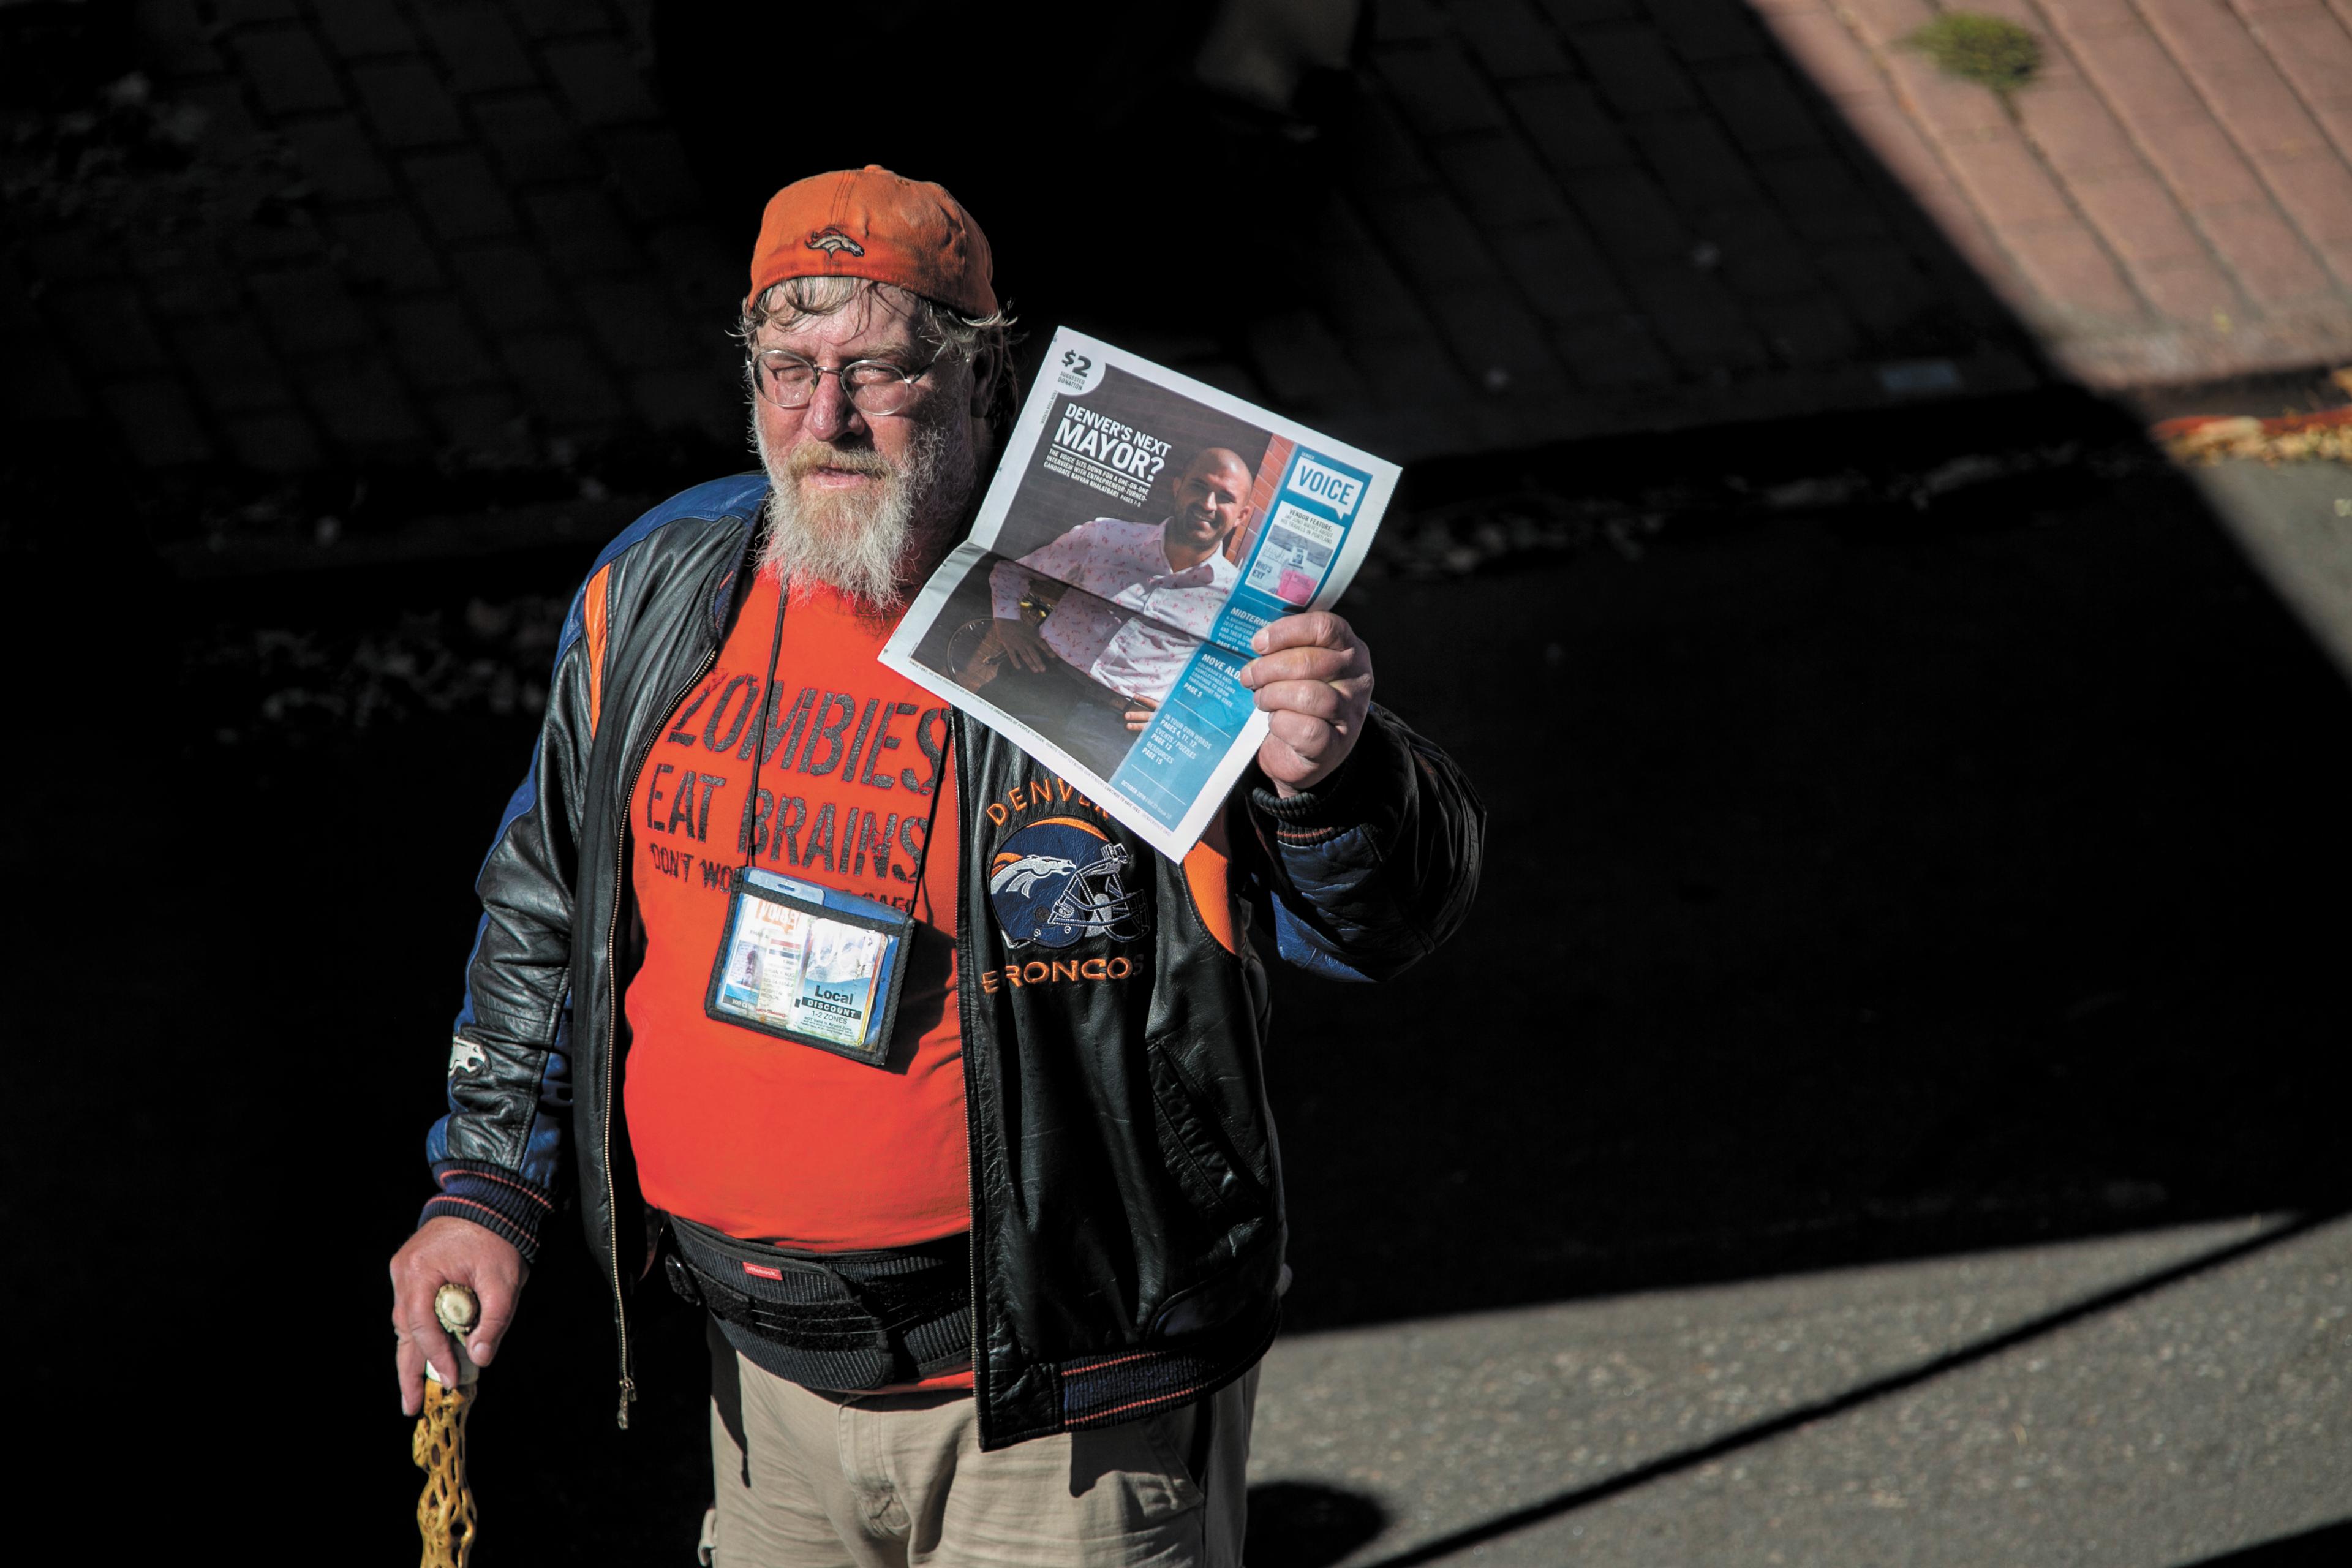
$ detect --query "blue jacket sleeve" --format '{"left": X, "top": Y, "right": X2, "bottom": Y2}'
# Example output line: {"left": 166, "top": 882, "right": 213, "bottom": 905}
{"left": 1240, "top": 704, "right": 1484, "bottom": 982}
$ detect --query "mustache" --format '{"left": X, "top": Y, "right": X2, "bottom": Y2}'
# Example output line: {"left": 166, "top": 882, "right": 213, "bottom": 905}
{"left": 785, "top": 441, "right": 896, "bottom": 481}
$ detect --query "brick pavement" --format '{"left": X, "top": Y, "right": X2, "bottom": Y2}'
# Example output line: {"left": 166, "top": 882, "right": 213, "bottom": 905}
{"left": 9, "top": 0, "right": 2352, "bottom": 499}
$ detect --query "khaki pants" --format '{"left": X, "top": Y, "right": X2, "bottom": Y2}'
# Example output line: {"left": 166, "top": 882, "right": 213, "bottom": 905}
{"left": 706, "top": 1352, "right": 1257, "bottom": 1567}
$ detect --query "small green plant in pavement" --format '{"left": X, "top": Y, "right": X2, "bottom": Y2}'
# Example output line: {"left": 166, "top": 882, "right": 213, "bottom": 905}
{"left": 1907, "top": 12, "right": 2044, "bottom": 96}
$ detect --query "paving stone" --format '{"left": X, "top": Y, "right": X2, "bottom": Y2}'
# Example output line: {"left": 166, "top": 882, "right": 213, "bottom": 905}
{"left": 1834, "top": 0, "right": 1937, "bottom": 48}
{"left": 133, "top": 245, "right": 243, "bottom": 319}
{"left": 1374, "top": 40, "right": 1510, "bottom": 137}
{"left": 2064, "top": 171, "right": 2212, "bottom": 271}
{"left": 1551, "top": 314, "right": 1676, "bottom": 386}
{"left": 1426, "top": 286, "right": 1574, "bottom": 394}
{"left": 407, "top": 149, "right": 525, "bottom": 244}
{"left": 2014, "top": 84, "right": 2144, "bottom": 179}
{"left": 0, "top": 331, "right": 89, "bottom": 420}
{"left": 1754, "top": 152, "right": 1887, "bottom": 243}
{"left": 523, "top": 185, "right": 641, "bottom": 275}
{"left": 351, "top": 57, "right": 466, "bottom": 148}
{"left": 600, "top": 127, "right": 704, "bottom": 221}
{"left": 250, "top": 266, "right": 374, "bottom": 356}
{"left": 414, "top": 4, "right": 540, "bottom": 94}
{"left": 1648, "top": 0, "right": 1766, "bottom": 62}
{"left": 220, "top": 407, "right": 323, "bottom": 472}
{"left": 1833, "top": 95, "right": 1951, "bottom": 194}
{"left": 1362, "top": 186, "right": 1506, "bottom": 287}
{"left": 574, "top": 278, "right": 691, "bottom": 369}
{"left": 1939, "top": 134, "right": 2076, "bottom": 232}
{"left": 1506, "top": 77, "right": 1636, "bottom": 173}
{"left": 509, "top": 0, "right": 609, "bottom": 39}
{"left": 45, "top": 287, "right": 167, "bottom": 376}
{"left": 1632, "top": 113, "right": 1768, "bottom": 208}
{"left": 1565, "top": 165, "right": 1692, "bottom": 258}
{"left": 1691, "top": 59, "right": 1827, "bottom": 156}
{"left": 382, "top": 295, "right": 500, "bottom": 389}
{"left": 427, "top": 386, "right": 528, "bottom": 452}
{"left": 2124, "top": 250, "right": 2244, "bottom": 325}
{"left": 1699, "top": 203, "right": 1820, "bottom": 299}
{"left": 2244, "top": 9, "right": 2352, "bottom": 130}
{"left": 2191, "top": 197, "right": 2337, "bottom": 305}
{"left": 1570, "top": 23, "right": 1702, "bottom": 115}
{"left": 1491, "top": 221, "right": 1628, "bottom": 318}
{"left": 1434, "top": 133, "right": 1575, "bottom": 227}
{"left": 1749, "top": 289, "right": 1862, "bottom": 364}
{"left": 500, "top": 328, "right": 628, "bottom": 426}
{"left": 1886, "top": 58, "right": 2013, "bottom": 146}
{"left": 1310, "top": 200, "right": 1434, "bottom": 342}
{"left": 541, "top": 35, "right": 661, "bottom": 128}
{"left": 132, "top": 0, "right": 225, "bottom": 76}
{"left": 473, "top": 94, "right": 596, "bottom": 184}
{"left": 1533, "top": 0, "right": 1638, "bottom": 24}
{"left": 1373, "top": 0, "right": 1451, "bottom": 40}
{"left": 2000, "top": 219, "right": 2144, "bottom": 321}
{"left": 214, "top": 0, "right": 298, "bottom": 20}
{"left": 314, "top": 0, "right": 418, "bottom": 59}
{"left": 1348, "top": 326, "right": 1480, "bottom": 417}
{"left": 1450, "top": 0, "right": 1575, "bottom": 79}
{"left": 630, "top": 366, "right": 737, "bottom": 434}
{"left": 1245, "top": 310, "right": 1374, "bottom": 411}
{"left": 1812, "top": 241, "right": 1942, "bottom": 336}
{"left": 644, "top": 223, "right": 747, "bottom": 321}
{"left": 231, "top": 24, "right": 344, "bottom": 118}
{"left": 171, "top": 315, "right": 293, "bottom": 412}
{"left": 102, "top": 378, "right": 215, "bottom": 466}
{"left": 1631, "top": 268, "right": 1771, "bottom": 370}
{"left": 331, "top": 206, "right": 447, "bottom": 293}
{"left": 280, "top": 114, "right": 395, "bottom": 203}
{"left": 295, "top": 354, "right": 430, "bottom": 451}
{"left": 450, "top": 243, "right": 568, "bottom": 331}
{"left": 2262, "top": 154, "right": 2352, "bottom": 252}
{"left": 1755, "top": 9, "right": 1884, "bottom": 101}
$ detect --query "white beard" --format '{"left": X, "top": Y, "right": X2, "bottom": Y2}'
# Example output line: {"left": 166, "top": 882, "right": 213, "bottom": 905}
{"left": 750, "top": 416, "right": 955, "bottom": 609}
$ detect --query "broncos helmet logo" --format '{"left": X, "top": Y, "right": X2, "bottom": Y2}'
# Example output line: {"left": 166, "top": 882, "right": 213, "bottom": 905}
{"left": 987, "top": 818, "right": 1145, "bottom": 949}
{"left": 805, "top": 228, "right": 865, "bottom": 257}
{"left": 990, "top": 854, "right": 1078, "bottom": 900}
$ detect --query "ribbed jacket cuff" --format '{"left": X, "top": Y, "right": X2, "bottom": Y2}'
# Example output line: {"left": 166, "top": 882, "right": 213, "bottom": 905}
{"left": 423, "top": 1159, "right": 556, "bottom": 1262}
{"left": 1247, "top": 712, "right": 1392, "bottom": 843}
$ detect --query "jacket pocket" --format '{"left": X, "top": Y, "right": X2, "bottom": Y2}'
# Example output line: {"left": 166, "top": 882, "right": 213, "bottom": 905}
{"left": 1145, "top": 1042, "right": 1268, "bottom": 1231}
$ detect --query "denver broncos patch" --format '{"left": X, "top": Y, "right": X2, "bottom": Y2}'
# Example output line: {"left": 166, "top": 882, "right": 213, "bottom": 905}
{"left": 987, "top": 817, "right": 1144, "bottom": 948}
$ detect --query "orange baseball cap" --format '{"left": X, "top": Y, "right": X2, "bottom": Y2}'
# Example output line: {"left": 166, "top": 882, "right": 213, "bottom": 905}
{"left": 745, "top": 165, "right": 997, "bottom": 319}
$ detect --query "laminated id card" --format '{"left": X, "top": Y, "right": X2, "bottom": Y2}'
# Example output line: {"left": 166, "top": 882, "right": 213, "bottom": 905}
{"left": 704, "top": 868, "right": 911, "bottom": 1066}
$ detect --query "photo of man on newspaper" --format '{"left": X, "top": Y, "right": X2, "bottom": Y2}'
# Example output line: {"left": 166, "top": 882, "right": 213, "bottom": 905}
{"left": 956, "top": 446, "right": 1255, "bottom": 778}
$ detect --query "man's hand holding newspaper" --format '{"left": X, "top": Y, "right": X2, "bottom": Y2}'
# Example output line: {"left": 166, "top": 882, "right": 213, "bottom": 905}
{"left": 1240, "top": 611, "right": 1374, "bottom": 797}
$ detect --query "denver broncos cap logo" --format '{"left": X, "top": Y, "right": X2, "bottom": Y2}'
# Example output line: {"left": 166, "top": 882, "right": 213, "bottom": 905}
{"left": 805, "top": 228, "right": 865, "bottom": 256}
{"left": 987, "top": 818, "right": 1142, "bottom": 948}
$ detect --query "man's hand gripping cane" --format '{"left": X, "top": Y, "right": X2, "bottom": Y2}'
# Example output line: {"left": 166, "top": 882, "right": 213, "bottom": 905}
{"left": 393, "top": 1217, "right": 527, "bottom": 1566}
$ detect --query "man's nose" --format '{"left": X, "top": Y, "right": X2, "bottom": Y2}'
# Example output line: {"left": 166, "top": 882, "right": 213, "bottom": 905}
{"left": 801, "top": 371, "right": 864, "bottom": 443}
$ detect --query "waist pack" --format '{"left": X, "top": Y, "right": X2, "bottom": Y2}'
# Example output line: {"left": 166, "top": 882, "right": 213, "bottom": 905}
{"left": 663, "top": 1214, "right": 971, "bottom": 1391}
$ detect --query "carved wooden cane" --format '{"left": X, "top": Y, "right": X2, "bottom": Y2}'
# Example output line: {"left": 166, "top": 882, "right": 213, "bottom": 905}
{"left": 412, "top": 1283, "right": 480, "bottom": 1567}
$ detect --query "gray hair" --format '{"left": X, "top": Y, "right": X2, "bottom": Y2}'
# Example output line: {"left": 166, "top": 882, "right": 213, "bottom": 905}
{"left": 737, "top": 275, "right": 1019, "bottom": 434}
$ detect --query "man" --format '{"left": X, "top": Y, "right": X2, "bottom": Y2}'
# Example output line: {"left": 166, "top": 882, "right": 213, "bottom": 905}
{"left": 971, "top": 447, "right": 1253, "bottom": 777}
{"left": 387, "top": 165, "right": 1482, "bottom": 1566}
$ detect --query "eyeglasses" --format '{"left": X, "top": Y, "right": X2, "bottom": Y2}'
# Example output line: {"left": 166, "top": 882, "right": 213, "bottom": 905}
{"left": 748, "top": 349, "right": 941, "bottom": 416}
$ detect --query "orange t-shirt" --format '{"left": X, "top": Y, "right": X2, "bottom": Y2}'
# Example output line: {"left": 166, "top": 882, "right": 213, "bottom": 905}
{"left": 623, "top": 579, "right": 968, "bottom": 1255}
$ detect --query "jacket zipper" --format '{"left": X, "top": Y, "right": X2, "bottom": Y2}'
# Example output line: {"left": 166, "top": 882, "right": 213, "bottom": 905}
{"left": 603, "top": 641, "right": 718, "bottom": 1427}
{"left": 952, "top": 715, "right": 989, "bottom": 1420}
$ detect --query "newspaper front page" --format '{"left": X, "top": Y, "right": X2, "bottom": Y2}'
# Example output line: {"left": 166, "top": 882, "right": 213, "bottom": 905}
{"left": 881, "top": 328, "right": 1398, "bottom": 861}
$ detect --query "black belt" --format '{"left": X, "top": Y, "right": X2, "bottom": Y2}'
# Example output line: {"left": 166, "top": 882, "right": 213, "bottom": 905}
{"left": 663, "top": 1215, "right": 971, "bottom": 1391}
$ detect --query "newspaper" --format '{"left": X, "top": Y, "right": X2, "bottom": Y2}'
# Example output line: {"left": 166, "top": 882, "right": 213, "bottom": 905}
{"left": 881, "top": 328, "right": 1398, "bottom": 862}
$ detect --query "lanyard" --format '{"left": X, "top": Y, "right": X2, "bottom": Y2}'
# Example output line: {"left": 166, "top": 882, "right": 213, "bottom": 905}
{"left": 740, "top": 582, "right": 954, "bottom": 905}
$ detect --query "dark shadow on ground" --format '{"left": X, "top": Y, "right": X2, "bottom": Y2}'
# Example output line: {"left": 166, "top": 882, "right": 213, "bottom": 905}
{"left": 1246, "top": 1480, "right": 1392, "bottom": 1568}
{"left": 2188, "top": 1520, "right": 2352, "bottom": 1567}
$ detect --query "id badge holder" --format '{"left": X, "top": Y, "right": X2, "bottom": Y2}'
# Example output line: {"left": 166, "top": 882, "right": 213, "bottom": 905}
{"left": 704, "top": 868, "right": 912, "bottom": 1067}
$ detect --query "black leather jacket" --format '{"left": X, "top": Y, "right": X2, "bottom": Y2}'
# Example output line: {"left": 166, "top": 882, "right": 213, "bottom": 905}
{"left": 422, "top": 476, "right": 1483, "bottom": 1449}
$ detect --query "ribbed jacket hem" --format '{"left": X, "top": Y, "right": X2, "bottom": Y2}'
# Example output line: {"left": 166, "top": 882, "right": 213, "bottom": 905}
{"left": 423, "top": 1159, "right": 556, "bottom": 1262}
